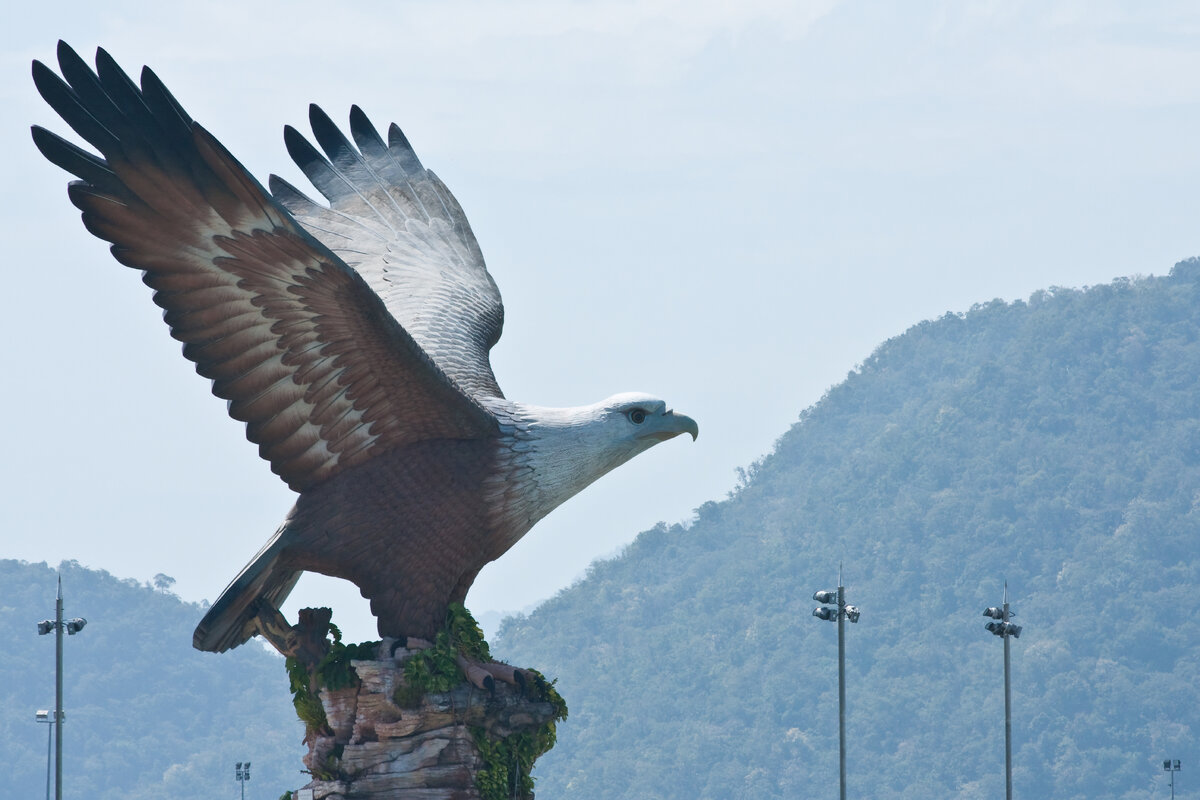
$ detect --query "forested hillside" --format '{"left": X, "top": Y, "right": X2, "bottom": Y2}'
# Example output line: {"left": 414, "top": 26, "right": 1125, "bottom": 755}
{"left": 494, "top": 262, "right": 1200, "bottom": 800}
{"left": 5, "top": 262, "right": 1199, "bottom": 799}
{"left": 0, "top": 560, "right": 304, "bottom": 800}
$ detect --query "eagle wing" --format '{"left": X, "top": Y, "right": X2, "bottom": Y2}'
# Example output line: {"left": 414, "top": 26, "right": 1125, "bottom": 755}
{"left": 31, "top": 42, "right": 498, "bottom": 493}
{"left": 270, "top": 104, "right": 506, "bottom": 401}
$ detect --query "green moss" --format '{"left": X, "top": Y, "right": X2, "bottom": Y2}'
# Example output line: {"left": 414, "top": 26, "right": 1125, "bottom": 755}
{"left": 285, "top": 604, "right": 567, "bottom": 796}
{"left": 311, "top": 744, "right": 346, "bottom": 781}
{"left": 472, "top": 672, "right": 568, "bottom": 800}
{"left": 317, "top": 638, "right": 380, "bottom": 691}
{"left": 286, "top": 654, "right": 328, "bottom": 732}
{"left": 284, "top": 614, "right": 380, "bottom": 734}
{"left": 397, "top": 603, "right": 489, "bottom": 700}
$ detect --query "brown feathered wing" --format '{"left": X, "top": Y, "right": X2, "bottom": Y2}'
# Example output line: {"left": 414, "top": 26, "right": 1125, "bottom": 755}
{"left": 32, "top": 42, "right": 505, "bottom": 651}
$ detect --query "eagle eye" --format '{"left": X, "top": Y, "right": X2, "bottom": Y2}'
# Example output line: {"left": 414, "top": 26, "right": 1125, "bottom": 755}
{"left": 627, "top": 408, "right": 647, "bottom": 425}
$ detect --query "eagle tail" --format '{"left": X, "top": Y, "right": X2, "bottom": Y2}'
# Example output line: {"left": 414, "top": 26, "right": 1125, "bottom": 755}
{"left": 192, "top": 526, "right": 301, "bottom": 653}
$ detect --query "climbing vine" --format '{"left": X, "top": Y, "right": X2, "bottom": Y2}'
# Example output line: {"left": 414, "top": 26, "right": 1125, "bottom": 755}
{"left": 285, "top": 617, "right": 380, "bottom": 733}
{"left": 396, "top": 602, "right": 490, "bottom": 704}
{"left": 472, "top": 669, "right": 568, "bottom": 800}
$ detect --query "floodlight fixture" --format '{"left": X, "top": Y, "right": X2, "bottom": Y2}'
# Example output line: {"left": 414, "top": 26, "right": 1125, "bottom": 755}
{"left": 813, "top": 607, "right": 837, "bottom": 621}
{"left": 37, "top": 620, "right": 54, "bottom": 635}
{"left": 1164, "top": 758, "right": 1181, "bottom": 799}
{"left": 984, "top": 620, "right": 1021, "bottom": 638}
{"left": 844, "top": 605, "right": 861, "bottom": 624}
{"left": 813, "top": 590, "right": 839, "bottom": 604}
{"left": 982, "top": 607, "right": 1005, "bottom": 620}
{"left": 236, "top": 759, "right": 251, "bottom": 799}
{"left": 65, "top": 618, "right": 86, "bottom": 635}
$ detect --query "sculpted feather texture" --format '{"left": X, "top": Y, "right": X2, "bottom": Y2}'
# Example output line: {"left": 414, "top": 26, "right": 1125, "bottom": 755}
{"left": 33, "top": 41, "right": 697, "bottom": 652}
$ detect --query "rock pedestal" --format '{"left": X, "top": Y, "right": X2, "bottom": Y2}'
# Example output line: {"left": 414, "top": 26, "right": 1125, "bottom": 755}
{"left": 296, "top": 641, "right": 562, "bottom": 800}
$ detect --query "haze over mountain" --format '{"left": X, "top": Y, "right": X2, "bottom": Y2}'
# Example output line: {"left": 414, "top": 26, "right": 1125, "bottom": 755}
{"left": 494, "top": 263, "right": 1200, "bottom": 800}
{"left": 4, "top": 262, "right": 1198, "bottom": 799}
{"left": 0, "top": 560, "right": 303, "bottom": 800}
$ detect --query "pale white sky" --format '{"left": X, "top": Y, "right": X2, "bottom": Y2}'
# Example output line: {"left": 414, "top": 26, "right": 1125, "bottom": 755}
{"left": 5, "top": 1, "right": 1200, "bottom": 643}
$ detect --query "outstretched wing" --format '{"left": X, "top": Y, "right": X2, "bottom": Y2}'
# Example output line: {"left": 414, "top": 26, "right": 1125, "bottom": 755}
{"left": 270, "top": 104, "right": 505, "bottom": 401}
{"left": 31, "top": 41, "right": 497, "bottom": 493}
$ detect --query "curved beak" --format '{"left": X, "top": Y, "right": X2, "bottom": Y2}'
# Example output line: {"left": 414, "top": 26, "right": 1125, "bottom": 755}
{"left": 643, "top": 409, "right": 699, "bottom": 442}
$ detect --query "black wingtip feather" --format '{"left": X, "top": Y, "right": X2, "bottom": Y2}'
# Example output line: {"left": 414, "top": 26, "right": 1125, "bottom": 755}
{"left": 139, "top": 64, "right": 194, "bottom": 144}
{"left": 31, "top": 124, "right": 122, "bottom": 192}
{"left": 93, "top": 48, "right": 160, "bottom": 142}
{"left": 268, "top": 173, "right": 317, "bottom": 207}
{"left": 308, "top": 103, "right": 358, "bottom": 165}
{"left": 285, "top": 123, "right": 346, "bottom": 202}
{"left": 32, "top": 57, "right": 121, "bottom": 156}
{"left": 55, "top": 43, "right": 134, "bottom": 145}
{"left": 348, "top": 105, "right": 390, "bottom": 161}
{"left": 387, "top": 123, "right": 424, "bottom": 173}
{"left": 55, "top": 39, "right": 78, "bottom": 64}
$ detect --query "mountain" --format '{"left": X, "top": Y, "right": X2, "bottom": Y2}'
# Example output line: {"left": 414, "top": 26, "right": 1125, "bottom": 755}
{"left": 493, "top": 262, "right": 1200, "bottom": 800}
{"left": 0, "top": 559, "right": 305, "bottom": 800}
{"left": 6, "top": 261, "right": 1199, "bottom": 799}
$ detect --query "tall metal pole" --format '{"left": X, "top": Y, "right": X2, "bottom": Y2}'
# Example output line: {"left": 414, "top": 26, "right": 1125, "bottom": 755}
{"left": 1002, "top": 586, "right": 1012, "bottom": 800}
{"left": 1164, "top": 760, "right": 1180, "bottom": 800}
{"left": 55, "top": 576, "right": 63, "bottom": 800}
{"left": 837, "top": 581, "right": 847, "bottom": 800}
{"left": 813, "top": 568, "right": 858, "bottom": 800}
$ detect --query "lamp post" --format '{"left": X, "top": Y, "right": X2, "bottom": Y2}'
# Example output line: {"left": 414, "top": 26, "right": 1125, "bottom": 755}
{"left": 981, "top": 583, "right": 1022, "bottom": 800}
{"left": 236, "top": 761, "right": 251, "bottom": 799}
{"left": 35, "top": 709, "right": 59, "bottom": 800}
{"left": 813, "top": 566, "right": 861, "bottom": 800}
{"left": 36, "top": 575, "right": 86, "bottom": 800}
{"left": 1163, "top": 759, "right": 1180, "bottom": 799}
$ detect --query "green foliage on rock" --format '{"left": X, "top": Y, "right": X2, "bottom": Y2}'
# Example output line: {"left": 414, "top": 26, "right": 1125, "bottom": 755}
{"left": 284, "top": 619, "right": 380, "bottom": 733}
{"left": 398, "top": 602, "right": 490, "bottom": 701}
{"left": 495, "top": 263, "right": 1200, "bottom": 800}
{"left": 472, "top": 670, "right": 568, "bottom": 800}
{"left": 285, "top": 654, "right": 328, "bottom": 732}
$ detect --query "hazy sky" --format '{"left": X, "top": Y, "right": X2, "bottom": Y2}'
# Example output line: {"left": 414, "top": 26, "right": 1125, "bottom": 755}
{"left": 5, "top": 1, "right": 1200, "bottom": 642}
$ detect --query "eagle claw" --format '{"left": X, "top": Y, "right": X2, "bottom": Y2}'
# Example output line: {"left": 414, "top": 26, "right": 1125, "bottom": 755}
{"left": 455, "top": 653, "right": 530, "bottom": 693}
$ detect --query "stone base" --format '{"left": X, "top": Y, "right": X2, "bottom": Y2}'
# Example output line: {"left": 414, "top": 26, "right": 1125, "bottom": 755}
{"left": 298, "top": 640, "right": 560, "bottom": 800}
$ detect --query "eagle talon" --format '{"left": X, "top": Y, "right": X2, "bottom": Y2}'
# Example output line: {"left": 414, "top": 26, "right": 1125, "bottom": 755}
{"left": 456, "top": 653, "right": 496, "bottom": 692}
{"left": 480, "top": 662, "right": 529, "bottom": 691}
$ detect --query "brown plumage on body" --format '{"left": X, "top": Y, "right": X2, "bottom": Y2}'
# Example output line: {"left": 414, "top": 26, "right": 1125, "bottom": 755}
{"left": 32, "top": 42, "right": 696, "bottom": 653}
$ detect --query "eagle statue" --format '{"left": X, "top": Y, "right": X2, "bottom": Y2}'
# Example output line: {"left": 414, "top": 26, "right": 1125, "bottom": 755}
{"left": 32, "top": 42, "right": 697, "bottom": 655}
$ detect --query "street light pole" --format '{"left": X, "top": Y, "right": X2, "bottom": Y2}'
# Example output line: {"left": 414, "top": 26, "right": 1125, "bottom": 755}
{"left": 54, "top": 579, "right": 63, "bottom": 800}
{"left": 236, "top": 761, "right": 251, "bottom": 799}
{"left": 37, "top": 575, "right": 86, "bottom": 800}
{"left": 1163, "top": 759, "right": 1180, "bottom": 799}
{"left": 983, "top": 583, "right": 1022, "bottom": 800}
{"left": 835, "top": 582, "right": 848, "bottom": 800}
{"left": 813, "top": 566, "right": 861, "bottom": 800}
{"left": 1002, "top": 593, "right": 1012, "bottom": 800}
